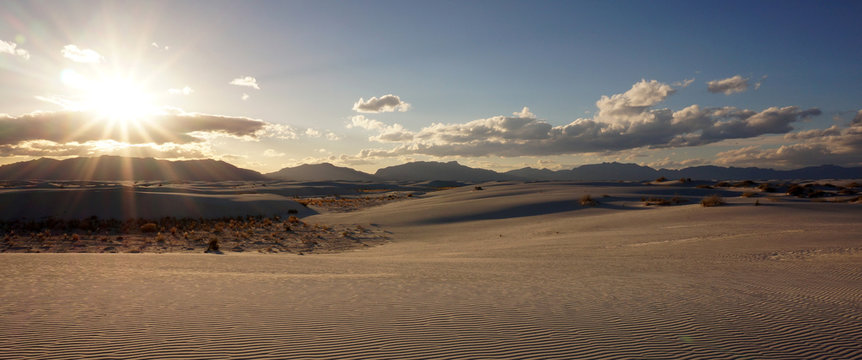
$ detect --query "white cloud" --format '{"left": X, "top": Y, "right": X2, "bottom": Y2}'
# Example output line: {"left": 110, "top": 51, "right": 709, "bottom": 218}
{"left": 347, "top": 115, "right": 385, "bottom": 130}
{"left": 352, "top": 79, "right": 823, "bottom": 160}
{"left": 259, "top": 123, "right": 298, "bottom": 139}
{"left": 305, "top": 128, "right": 321, "bottom": 137}
{"left": 61, "top": 44, "right": 103, "bottom": 63}
{"left": 512, "top": 106, "right": 536, "bottom": 119}
{"left": 230, "top": 76, "right": 260, "bottom": 90}
{"left": 672, "top": 78, "right": 695, "bottom": 88}
{"left": 353, "top": 94, "right": 411, "bottom": 113}
{"left": 0, "top": 40, "right": 30, "bottom": 60}
{"left": 168, "top": 86, "right": 194, "bottom": 95}
{"left": 325, "top": 131, "right": 341, "bottom": 141}
{"left": 263, "top": 149, "right": 286, "bottom": 157}
{"left": 707, "top": 75, "right": 749, "bottom": 95}
{"left": 242, "top": 93, "right": 250, "bottom": 101}
{"left": 151, "top": 42, "right": 169, "bottom": 50}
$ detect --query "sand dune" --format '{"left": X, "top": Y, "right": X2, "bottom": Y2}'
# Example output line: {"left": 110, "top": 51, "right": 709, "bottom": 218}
{"left": 1, "top": 181, "right": 861, "bottom": 358}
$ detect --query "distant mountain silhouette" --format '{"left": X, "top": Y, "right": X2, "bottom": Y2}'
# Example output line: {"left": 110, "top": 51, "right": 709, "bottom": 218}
{"left": 1, "top": 156, "right": 858, "bottom": 182}
{"left": 504, "top": 162, "right": 862, "bottom": 181}
{"left": 0, "top": 156, "right": 267, "bottom": 181}
{"left": 265, "top": 163, "right": 381, "bottom": 182}
{"left": 375, "top": 161, "right": 521, "bottom": 182}
{"left": 380, "top": 161, "right": 861, "bottom": 182}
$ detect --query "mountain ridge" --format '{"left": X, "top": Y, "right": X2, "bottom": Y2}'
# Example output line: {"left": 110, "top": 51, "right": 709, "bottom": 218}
{"left": 1, "top": 157, "right": 860, "bottom": 182}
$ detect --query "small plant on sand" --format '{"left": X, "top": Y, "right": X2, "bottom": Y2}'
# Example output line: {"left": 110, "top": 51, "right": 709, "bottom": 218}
{"left": 741, "top": 192, "right": 757, "bottom": 198}
{"left": 288, "top": 215, "right": 301, "bottom": 224}
{"left": 655, "top": 176, "right": 667, "bottom": 182}
{"left": 140, "top": 223, "right": 158, "bottom": 233}
{"left": 696, "top": 184, "right": 713, "bottom": 189}
{"left": 205, "top": 238, "right": 220, "bottom": 253}
{"left": 474, "top": 186, "right": 484, "bottom": 190}
{"left": 580, "top": 194, "right": 598, "bottom": 206}
{"left": 701, "top": 195, "right": 726, "bottom": 207}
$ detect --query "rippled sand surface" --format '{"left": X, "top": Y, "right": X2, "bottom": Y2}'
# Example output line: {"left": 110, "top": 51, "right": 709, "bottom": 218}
{"left": 2, "top": 182, "right": 861, "bottom": 359}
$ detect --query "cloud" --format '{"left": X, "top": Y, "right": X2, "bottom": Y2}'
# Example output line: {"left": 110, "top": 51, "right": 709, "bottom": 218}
{"left": 0, "top": 140, "right": 213, "bottom": 159}
{"left": 230, "top": 76, "right": 260, "bottom": 90}
{"left": 305, "top": 128, "right": 321, "bottom": 137}
{"left": 325, "top": 131, "right": 340, "bottom": 141}
{"left": 151, "top": 42, "right": 169, "bottom": 51}
{"left": 168, "top": 86, "right": 194, "bottom": 95}
{"left": 61, "top": 44, "right": 103, "bottom": 63}
{"left": 347, "top": 115, "right": 385, "bottom": 130}
{"left": 853, "top": 110, "right": 862, "bottom": 126}
{"left": 353, "top": 94, "right": 411, "bottom": 113}
{"left": 242, "top": 93, "right": 250, "bottom": 100}
{"left": 672, "top": 78, "right": 695, "bottom": 88}
{"left": 259, "top": 123, "right": 298, "bottom": 139}
{"left": 347, "top": 115, "right": 412, "bottom": 142}
{"left": 512, "top": 106, "right": 536, "bottom": 119}
{"left": 713, "top": 112, "right": 862, "bottom": 168}
{"left": 263, "top": 149, "right": 285, "bottom": 157}
{"left": 0, "top": 109, "right": 267, "bottom": 147}
{"left": 352, "top": 79, "right": 822, "bottom": 159}
{"left": 707, "top": 75, "right": 749, "bottom": 95}
{"left": 0, "top": 39, "right": 30, "bottom": 60}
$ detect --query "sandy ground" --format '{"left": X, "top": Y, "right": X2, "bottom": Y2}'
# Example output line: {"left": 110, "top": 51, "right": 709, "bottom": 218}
{"left": 1, "top": 181, "right": 861, "bottom": 359}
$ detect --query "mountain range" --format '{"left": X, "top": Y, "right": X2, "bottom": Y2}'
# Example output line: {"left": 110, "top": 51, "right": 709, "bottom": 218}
{"left": 0, "top": 156, "right": 860, "bottom": 182}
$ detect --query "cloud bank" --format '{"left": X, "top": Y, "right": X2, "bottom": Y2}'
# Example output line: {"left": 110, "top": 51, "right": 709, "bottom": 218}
{"left": 351, "top": 79, "right": 822, "bottom": 160}
{"left": 353, "top": 94, "right": 411, "bottom": 113}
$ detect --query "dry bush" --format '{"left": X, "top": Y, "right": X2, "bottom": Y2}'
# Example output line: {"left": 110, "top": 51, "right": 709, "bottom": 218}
{"left": 696, "top": 184, "right": 713, "bottom": 189}
{"left": 644, "top": 196, "right": 687, "bottom": 206}
{"left": 714, "top": 181, "right": 730, "bottom": 187}
{"left": 701, "top": 195, "right": 726, "bottom": 207}
{"left": 580, "top": 195, "right": 598, "bottom": 206}
{"left": 732, "top": 180, "right": 757, "bottom": 187}
{"left": 205, "top": 239, "right": 220, "bottom": 253}
{"left": 140, "top": 223, "right": 158, "bottom": 233}
{"left": 288, "top": 216, "right": 301, "bottom": 223}
{"left": 655, "top": 176, "right": 667, "bottom": 182}
{"left": 741, "top": 192, "right": 757, "bottom": 198}
{"left": 758, "top": 183, "right": 777, "bottom": 192}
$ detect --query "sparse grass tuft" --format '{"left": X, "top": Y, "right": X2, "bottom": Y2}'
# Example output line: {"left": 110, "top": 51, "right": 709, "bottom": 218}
{"left": 701, "top": 195, "right": 726, "bottom": 207}
{"left": 205, "top": 238, "right": 220, "bottom": 253}
{"left": 140, "top": 223, "right": 158, "bottom": 233}
{"left": 580, "top": 194, "right": 598, "bottom": 206}
{"left": 696, "top": 184, "right": 713, "bottom": 189}
{"left": 741, "top": 192, "right": 757, "bottom": 198}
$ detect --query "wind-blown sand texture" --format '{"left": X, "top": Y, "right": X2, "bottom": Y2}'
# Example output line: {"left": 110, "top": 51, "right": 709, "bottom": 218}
{"left": 2, "top": 181, "right": 861, "bottom": 359}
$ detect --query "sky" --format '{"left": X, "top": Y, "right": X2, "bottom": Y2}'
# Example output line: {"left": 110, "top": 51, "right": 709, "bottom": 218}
{"left": 1, "top": 0, "right": 861, "bottom": 173}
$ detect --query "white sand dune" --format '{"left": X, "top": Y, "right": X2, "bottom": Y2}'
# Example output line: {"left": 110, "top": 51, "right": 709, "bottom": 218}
{"left": 2, "top": 181, "right": 861, "bottom": 359}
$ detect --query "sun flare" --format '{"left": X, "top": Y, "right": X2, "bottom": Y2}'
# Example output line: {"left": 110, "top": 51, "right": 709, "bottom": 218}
{"left": 61, "top": 69, "right": 156, "bottom": 122}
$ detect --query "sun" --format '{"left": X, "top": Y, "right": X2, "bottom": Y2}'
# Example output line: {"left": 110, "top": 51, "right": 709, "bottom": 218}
{"left": 62, "top": 69, "right": 156, "bottom": 122}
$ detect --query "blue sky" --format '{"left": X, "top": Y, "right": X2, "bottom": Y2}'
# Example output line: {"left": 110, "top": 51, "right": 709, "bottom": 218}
{"left": 1, "top": 0, "right": 860, "bottom": 172}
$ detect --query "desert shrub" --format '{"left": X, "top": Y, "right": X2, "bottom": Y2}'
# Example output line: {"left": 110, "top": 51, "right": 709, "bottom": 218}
{"left": 838, "top": 188, "right": 856, "bottom": 195}
{"left": 758, "top": 183, "right": 776, "bottom": 192}
{"left": 701, "top": 195, "right": 726, "bottom": 207}
{"left": 696, "top": 184, "right": 713, "bottom": 189}
{"left": 808, "top": 190, "right": 826, "bottom": 198}
{"left": 205, "top": 239, "right": 220, "bottom": 253}
{"left": 754, "top": 200, "right": 760, "bottom": 206}
{"left": 714, "top": 181, "right": 731, "bottom": 187}
{"left": 474, "top": 186, "right": 484, "bottom": 190}
{"left": 580, "top": 195, "right": 598, "bottom": 206}
{"left": 741, "top": 192, "right": 757, "bottom": 198}
{"left": 644, "top": 196, "right": 687, "bottom": 206}
{"left": 786, "top": 184, "right": 806, "bottom": 197}
{"left": 847, "top": 182, "right": 860, "bottom": 188}
{"left": 732, "top": 180, "right": 757, "bottom": 187}
{"left": 655, "top": 176, "right": 668, "bottom": 182}
{"left": 155, "top": 233, "right": 165, "bottom": 243}
{"left": 288, "top": 216, "right": 300, "bottom": 223}
{"left": 140, "top": 223, "right": 158, "bottom": 233}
